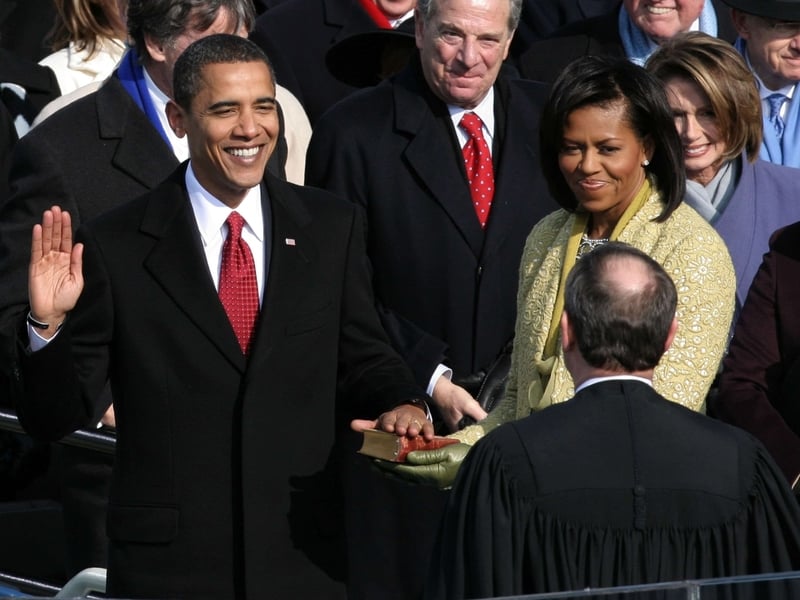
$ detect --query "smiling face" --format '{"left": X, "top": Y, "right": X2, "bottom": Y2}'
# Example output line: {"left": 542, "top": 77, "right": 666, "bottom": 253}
{"left": 623, "top": 0, "right": 704, "bottom": 42}
{"left": 663, "top": 76, "right": 726, "bottom": 185}
{"left": 415, "top": 0, "right": 514, "bottom": 109}
{"left": 167, "top": 60, "right": 279, "bottom": 208}
{"left": 733, "top": 11, "right": 800, "bottom": 90}
{"left": 558, "top": 101, "right": 651, "bottom": 234}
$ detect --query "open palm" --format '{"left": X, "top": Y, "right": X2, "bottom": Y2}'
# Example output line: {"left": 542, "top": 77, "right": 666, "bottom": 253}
{"left": 29, "top": 206, "right": 84, "bottom": 332}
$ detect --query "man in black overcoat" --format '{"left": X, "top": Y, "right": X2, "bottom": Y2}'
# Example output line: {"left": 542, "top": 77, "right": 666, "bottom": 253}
{"left": 11, "top": 34, "right": 430, "bottom": 599}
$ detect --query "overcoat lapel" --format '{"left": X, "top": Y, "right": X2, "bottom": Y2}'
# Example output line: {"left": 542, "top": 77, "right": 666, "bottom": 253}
{"left": 393, "top": 70, "right": 484, "bottom": 256}
{"left": 140, "top": 169, "right": 246, "bottom": 372}
{"left": 97, "top": 77, "right": 178, "bottom": 189}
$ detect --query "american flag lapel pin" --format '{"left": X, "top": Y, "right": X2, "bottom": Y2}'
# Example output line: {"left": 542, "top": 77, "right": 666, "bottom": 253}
{"left": 285, "top": 238, "right": 296, "bottom": 246}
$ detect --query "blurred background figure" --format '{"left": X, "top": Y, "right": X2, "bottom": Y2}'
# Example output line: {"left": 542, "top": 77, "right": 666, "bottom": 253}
{"left": 724, "top": 0, "right": 800, "bottom": 167}
{"left": 712, "top": 221, "right": 800, "bottom": 489}
{"left": 39, "top": 0, "right": 128, "bottom": 97}
{"left": 251, "top": 0, "right": 416, "bottom": 124}
{"left": 647, "top": 32, "right": 800, "bottom": 316}
{"left": 519, "top": 0, "right": 736, "bottom": 82}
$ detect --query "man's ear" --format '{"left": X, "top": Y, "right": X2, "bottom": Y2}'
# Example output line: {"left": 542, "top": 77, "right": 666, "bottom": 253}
{"left": 143, "top": 32, "right": 168, "bottom": 64}
{"left": 165, "top": 100, "right": 185, "bottom": 138}
{"left": 730, "top": 9, "right": 751, "bottom": 39}
{"left": 664, "top": 316, "right": 678, "bottom": 354}
{"left": 560, "top": 310, "right": 574, "bottom": 353}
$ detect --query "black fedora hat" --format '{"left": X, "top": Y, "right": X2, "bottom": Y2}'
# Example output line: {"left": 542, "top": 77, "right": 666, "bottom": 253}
{"left": 325, "top": 17, "right": 417, "bottom": 87}
{"left": 721, "top": 0, "right": 800, "bottom": 20}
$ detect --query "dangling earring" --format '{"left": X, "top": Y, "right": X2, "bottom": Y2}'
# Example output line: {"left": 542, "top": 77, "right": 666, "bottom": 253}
{"left": 642, "top": 159, "right": 650, "bottom": 167}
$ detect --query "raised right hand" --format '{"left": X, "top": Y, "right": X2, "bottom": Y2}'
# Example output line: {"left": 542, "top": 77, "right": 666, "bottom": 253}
{"left": 28, "top": 206, "right": 84, "bottom": 337}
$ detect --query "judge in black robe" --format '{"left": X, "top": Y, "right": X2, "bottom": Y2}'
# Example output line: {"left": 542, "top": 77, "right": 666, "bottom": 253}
{"left": 427, "top": 243, "right": 800, "bottom": 599}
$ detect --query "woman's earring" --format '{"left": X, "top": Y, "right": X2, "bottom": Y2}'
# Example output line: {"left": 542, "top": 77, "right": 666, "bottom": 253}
{"left": 642, "top": 159, "right": 650, "bottom": 167}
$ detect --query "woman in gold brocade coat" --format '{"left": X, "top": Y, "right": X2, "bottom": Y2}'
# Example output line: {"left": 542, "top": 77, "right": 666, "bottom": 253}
{"left": 454, "top": 56, "right": 735, "bottom": 448}
{"left": 379, "top": 56, "right": 735, "bottom": 488}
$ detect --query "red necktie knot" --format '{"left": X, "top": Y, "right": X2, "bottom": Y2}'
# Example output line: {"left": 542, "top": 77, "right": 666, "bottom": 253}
{"left": 459, "top": 112, "right": 495, "bottom": 229}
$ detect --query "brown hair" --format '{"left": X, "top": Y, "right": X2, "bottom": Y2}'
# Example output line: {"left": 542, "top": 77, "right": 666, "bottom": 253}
{"left": 646, "top": 31, "right": 762, "bottom": 163}
{"left": 47, "top": 0, "right": 127, "bottom": 56}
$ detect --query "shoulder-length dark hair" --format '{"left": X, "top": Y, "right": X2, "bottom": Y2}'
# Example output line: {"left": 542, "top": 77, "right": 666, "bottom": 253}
{"left": 539, "top": 55, "right": 686, "bottom": 223}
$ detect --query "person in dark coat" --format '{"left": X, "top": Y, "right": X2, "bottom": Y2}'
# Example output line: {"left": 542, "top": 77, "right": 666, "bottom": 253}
{"left": 711, "top": 221, "right": 800, "bottom": 489}
{"left": 11, "top": 34, "right": 430, "bottom": 599}
{"left": 0, "top": 0, "right": 286, "bottom": 580}
{"left": 519, "top": 0, "right": 736, "bottom": 82}
{"left": 307, "top": 0, "right": 557, "bottom": 594}
{"left": 429, "top": 242, "right": 800, "bottom": 599}
{"left": 250, "top": 0, "right": 415, "bottom": 124}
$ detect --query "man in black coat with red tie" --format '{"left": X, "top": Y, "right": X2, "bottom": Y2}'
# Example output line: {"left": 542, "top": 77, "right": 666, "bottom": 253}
{"left": 306, "top": 0, "right": 557, "bottom": 594}
{"left": 10, "top": 34, "right": 431, "bottom": 599}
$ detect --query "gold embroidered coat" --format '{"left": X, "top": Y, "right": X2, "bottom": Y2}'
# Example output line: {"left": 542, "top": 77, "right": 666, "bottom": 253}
{"left": 453, "top": 188, "right": 736, "bottom": 445}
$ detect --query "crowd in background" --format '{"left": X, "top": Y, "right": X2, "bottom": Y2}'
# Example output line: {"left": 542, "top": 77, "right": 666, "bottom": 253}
{"left": 4, "top": 0, "right": 800, "bottom": 598}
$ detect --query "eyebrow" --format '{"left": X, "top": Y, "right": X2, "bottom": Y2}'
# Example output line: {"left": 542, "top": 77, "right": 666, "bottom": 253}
{"left": 207, "top": 97, "right": 276, "bottom": 111}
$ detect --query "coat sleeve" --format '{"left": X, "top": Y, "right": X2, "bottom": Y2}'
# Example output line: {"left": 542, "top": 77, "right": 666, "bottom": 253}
{"left": 651, "top": 212, "right": 736, "bottom": 412}
{"left": 306, "top": 108, "right": 450, "bottom": 387}
{"left": 425, "top": 429, "right": 530, "bottom": 600}
{"left": 0, "top": 125, "right": 82, "bottom": 398}
{"left": 13, "top": 225, "right": 113, "bottom": 440}
{"left": 711, "top": 227, "right": 800, "bottom": 482}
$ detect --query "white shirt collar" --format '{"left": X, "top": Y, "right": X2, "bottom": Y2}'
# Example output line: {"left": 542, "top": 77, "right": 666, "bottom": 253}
{"left": 142, "top": 67, "right": 190, "bottom": 162}
{"left": 574, "top": 375, "right": 653, "bottom": 395}
{"left": 185, "top": 162, "right": 264, "bottom": 248}
{"left": 449, "top": 87, "right": 496, "bottom": 148}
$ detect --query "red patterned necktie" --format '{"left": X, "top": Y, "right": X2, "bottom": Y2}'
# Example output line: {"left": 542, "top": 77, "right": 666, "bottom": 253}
{"left": 218, "top": 211, "right": 259, "bottom": 355}
{"left": 460, "top": 112, "right": 495, "bottom": 229}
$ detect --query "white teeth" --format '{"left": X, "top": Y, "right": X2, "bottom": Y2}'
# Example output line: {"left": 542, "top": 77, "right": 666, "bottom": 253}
{"left": 685, "top": 146, "right": 706, "bottom": 156}
{"left": 229, "top": 147, "right": 259, "bottom": 157}
{"left": 647, "top": 6, "right": 673, "bottom": 14}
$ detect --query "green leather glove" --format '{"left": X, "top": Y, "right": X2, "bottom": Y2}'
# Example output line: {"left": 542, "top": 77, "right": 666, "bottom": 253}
{"left": 375, "top": 443, "right": 471, "bottom": 490}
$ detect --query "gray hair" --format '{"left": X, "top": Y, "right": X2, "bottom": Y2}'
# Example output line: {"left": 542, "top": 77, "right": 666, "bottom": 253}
{"left": 416, "top": 0, "right": 521, "bottom": 32}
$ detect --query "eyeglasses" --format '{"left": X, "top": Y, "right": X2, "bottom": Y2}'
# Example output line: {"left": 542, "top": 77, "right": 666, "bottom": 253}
{"left": 758, "top": 16, "right": 800, "bottom": 38}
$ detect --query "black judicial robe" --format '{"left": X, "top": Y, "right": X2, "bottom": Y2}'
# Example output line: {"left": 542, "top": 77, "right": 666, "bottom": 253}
{"left": 427, "top": 380, "right": 800, "bottom": 599}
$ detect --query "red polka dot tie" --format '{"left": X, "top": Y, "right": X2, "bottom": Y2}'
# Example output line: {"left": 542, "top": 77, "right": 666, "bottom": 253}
{"left": 219, "top": 211, "right": 259, "bottom": 355}
{"left": 460, "top": 112, "right": 495, "bottom": 229}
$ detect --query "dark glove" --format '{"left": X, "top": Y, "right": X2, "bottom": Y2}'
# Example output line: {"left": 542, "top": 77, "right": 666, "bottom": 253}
{"left": 374, "top": 443, "right": 470, "bottom": 490}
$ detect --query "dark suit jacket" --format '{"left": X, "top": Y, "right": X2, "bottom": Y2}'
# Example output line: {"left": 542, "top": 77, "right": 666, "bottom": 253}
{"left": 519, "top": 0, "right": 737, "bottom": 82}
{"left": 712, "top": 222, "right": 800, "bottom": 482}
{"left": 12, "top": 167, "right": 422, "bottom": 599}
{"left": 307, "top": 61, "right": 557, "bottom": 386}
{"left": 250, "top": 0, "right": 379, "bottom": 124}
{"left": 306, "top": 61, "right": 556, "bottom": 600}
{"left": 430, "top": 379, "right": 800, "bottom": 599}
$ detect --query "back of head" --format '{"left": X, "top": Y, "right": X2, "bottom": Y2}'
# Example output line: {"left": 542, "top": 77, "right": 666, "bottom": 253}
{"left": 564, "top": 242, "right": 677, "bottom": 372}
{"left": 646, "top": 31, "right": 762, "bottom": 161}
{"left": 127, "top": 0, "right": 255, "bottom": 60}
{"left": 539, "top": 55, "right": 685, "bottom": 222}
{"left": 172, "top": 33, "right": 273, "bottom": 109}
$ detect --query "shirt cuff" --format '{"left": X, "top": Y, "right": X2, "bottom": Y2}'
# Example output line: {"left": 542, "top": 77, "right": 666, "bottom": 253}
{"left": 28, "top": 322, "right": 60, "bottom": 352}
{"left": 427, "top": 363, "right": 453, "bottom": 396}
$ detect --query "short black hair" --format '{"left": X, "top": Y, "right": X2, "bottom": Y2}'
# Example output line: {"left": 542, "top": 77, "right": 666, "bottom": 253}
{"left": 564, "top": 242, "right": 677, "bottom": 372}
{"left": 172, "top": 33, "right": 275, "bottom": 109}
{"left": 539, "top": 55, "right": 686, "bottom": 223}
